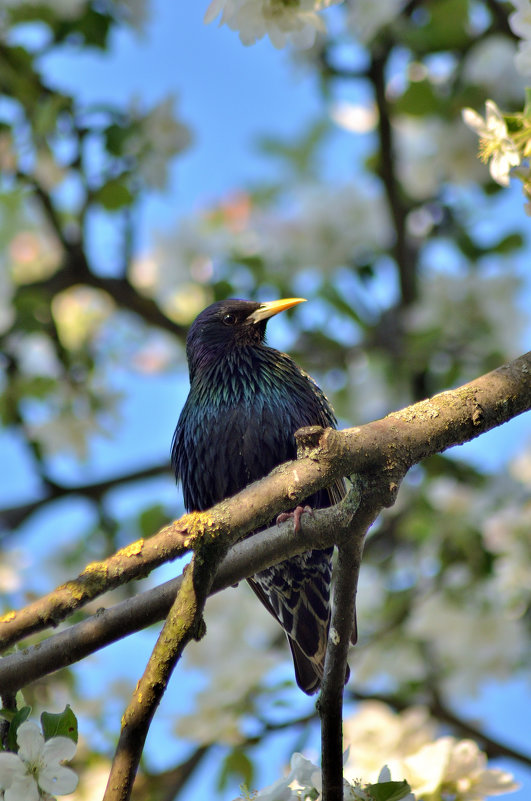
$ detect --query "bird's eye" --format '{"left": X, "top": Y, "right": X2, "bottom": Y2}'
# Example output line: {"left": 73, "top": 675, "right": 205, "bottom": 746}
{"left": 223, "top": 313, "right": 236, "bottom": 325}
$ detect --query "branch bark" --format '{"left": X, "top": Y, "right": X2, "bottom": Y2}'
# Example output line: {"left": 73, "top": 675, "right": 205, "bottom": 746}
{"left": 318, "top": 477, "right": 386, "bottom": 800}
{"left": 0, "top": 351, "right": 529, "bottom": 654}
{"left": 0, "top": 494, "right": 362, "bottom": 692}
{"left": 103, "top": 543, "right": 223, "bottom": 801}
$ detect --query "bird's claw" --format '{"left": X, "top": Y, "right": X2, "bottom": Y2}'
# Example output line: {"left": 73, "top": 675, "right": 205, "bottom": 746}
{"left": 276, "top": 505, "right": 313, "bottom": 533}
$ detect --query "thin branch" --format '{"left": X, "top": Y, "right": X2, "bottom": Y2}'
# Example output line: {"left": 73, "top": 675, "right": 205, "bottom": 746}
{"left": 429, "top": 688, "right": 531, "bottom": 768}
{"left": 131, "top": 746, "right": 210, "bottom": 801}
{"left": 350, "top": 689, "right": 531, "bottom": 769}
{"left": 103, "top": 543, "right": 224, "bottom": 801}
{"left": 319, "top": 477, "right": 392, "bottom": 801}
{"left": 368, "top": 50, "right": 417, "bottom": 307}
{"left": 0, "top": 351, "right": 529, "bottom": 653}
{"left": 0, "top": 463, "right": 170, "bottom": 533}
{"left": 18, "top": 263, "right": 187, "bottom": 339}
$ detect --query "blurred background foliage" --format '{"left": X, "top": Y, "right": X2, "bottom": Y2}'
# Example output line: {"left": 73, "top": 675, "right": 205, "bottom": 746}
{"left": 0, "top": 0, "right": 529, "bottom": 799}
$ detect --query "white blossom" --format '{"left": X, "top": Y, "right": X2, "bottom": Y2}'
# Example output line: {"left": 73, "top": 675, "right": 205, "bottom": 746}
{"left": 343, "top": 701, "right": 437, "bottom": 782}
{"left": 463, "top": 35, "right": 524, "bottom": 101}
{"left": 405, "top": 272, "right": 523, "bottom": 370}
{"left": 243, "top": 181, "right": 392, "bottom": 274}
{"left": 347, "top": 0, "right": 406, "bottom": 44}
{"left": 51, "top": 285, "right": 115, "bottom": 350}
{"left": 237, "top": 750, "right": 399, "bottom": 801}
{"left": 514, "top": 38, "right": 531, "bottom": 74}
{"left": 236, "top": 705, "right": 518, "bottom": 801}
{"left": 506, "top": 1, "right": 531, "bottom": 74}
{"left": 175, "top": 588, "right": 284, "bottom": 745}
{"left": 394, "top": 116, "right": 488, "bottom": 199}
{"left": 127, "top": 95, "right": 192, "bottom": 189}
{"left": 387, "top": 737, "right": 519, "bottom": 801}
{"left": 343, "top": 705, "right": 518, "bottom": 800}
{"left": 444, "top": 739, "right": 520, "bottom": 800}
{"left": 204, "top": 0, "right": 342, "bottom": 50}
{"left": 406, "top": 587, "right": 527, "bottom": 695}
{"left": 462, "top": 100, "right": 520, "bottom": 186}
{"left": 0, "top": 721, "right": 78, "bottom": 801}
{"left": 509, "top": 0, "right": 531, "bottom": 40}
{"left": 8, "top": 332, "right": 62, "bottom": 377}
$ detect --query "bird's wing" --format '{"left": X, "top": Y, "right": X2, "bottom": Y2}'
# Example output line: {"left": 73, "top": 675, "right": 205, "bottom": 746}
{"left": 247, "top": 558, "right": 330, "bottom": 696}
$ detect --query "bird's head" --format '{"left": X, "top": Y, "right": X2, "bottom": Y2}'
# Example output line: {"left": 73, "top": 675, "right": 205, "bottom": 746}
{"left": 186, "top": 298, "right": 306, "bottom": 378}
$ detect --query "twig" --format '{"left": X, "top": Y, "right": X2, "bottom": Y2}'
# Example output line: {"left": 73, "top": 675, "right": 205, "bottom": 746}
{"left": 0, "top": 463, "right": 170, "bottom": 533}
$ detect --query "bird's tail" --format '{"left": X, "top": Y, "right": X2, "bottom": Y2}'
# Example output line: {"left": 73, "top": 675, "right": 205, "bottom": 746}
{"left": 247, "top": 547, "right": 351, "bottom": 695}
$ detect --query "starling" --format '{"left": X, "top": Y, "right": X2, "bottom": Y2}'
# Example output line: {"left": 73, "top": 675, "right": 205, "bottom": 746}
{"left": 172, "top": 298, "right": 350, "bottom": 694}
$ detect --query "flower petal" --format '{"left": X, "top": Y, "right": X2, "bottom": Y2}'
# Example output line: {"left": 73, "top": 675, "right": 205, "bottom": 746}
{"left": 462, "top": 108, "right": 487, "bottom": 135}
{"left": 16, "top": 721, "right": 44, "bottom": 763}
{"left": 42, "top": 735, "right": 77, "bottom": 764}
{"left": 0, "top": 753, "right": 26, "bottom": 790}
{"left": 204, "top": 0, "right": 223, "bottom": 24}
{"left": 5, "top": 774, "right": 40, "bottom": 801}
{"left": 39, "top": 764, "right": 79, "bottom": 795}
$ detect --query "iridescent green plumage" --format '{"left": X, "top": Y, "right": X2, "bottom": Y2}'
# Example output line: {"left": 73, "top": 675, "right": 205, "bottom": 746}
{"left": 172, "top": 299, "right": 348, "bottom": 694}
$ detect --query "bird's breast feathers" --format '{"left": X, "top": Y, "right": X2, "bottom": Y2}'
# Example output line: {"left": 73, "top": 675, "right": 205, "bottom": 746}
{"left": 173, "top": 347, "right": 335, "bottom": 511}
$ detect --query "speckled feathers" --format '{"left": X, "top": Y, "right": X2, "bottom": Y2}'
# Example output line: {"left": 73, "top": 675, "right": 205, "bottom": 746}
{"left": 172, "top": 299, "right": 345, "bottom": 694}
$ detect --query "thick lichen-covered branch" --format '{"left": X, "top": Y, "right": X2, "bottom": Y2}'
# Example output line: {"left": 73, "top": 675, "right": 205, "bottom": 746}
{"left": 0, "top": 351, "right": 529, "bottom": 656}
{"left": 0, "top": 487, "right": 365, "bottom": 692}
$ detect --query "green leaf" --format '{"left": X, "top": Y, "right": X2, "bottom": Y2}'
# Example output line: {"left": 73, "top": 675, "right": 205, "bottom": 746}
{"left": 94, "top": 178, "right": 134, "bottom": 210}
{"left": 105, "top": 123, "right": 133, "bottom": 157}
{"left": 491, "top": 232, "right": 524, "bottom": 254}
{"left": 70, "top": 8, "right": 113, "bottom": 49}
{"left": 7, "top": 706, "right": 31, "bottom": 752}
{"left": 217, "top": 748, "right": 254, "bottom": 792}
{"left": 524, "top": 87, "right": 531, "bottom": 121}
{"left": 393, "top": 79, "right": 441, "bottom": 117}
{"left": 256, "top": 119, "right": 330, "bottom": 178}
{"left": 402, "top": 0, "right": 470, "bottom": 51}
{"left": 41, "top": 705, "right": 78, "bottom": 744}
{"left": 138, "top": 504, "right": 167, "bottom": 538}
{"left": 33, "top": 95, "right": 71, "bottom": 138}
{"left": 367, "top": 779, "right": 412, "bottom": 801}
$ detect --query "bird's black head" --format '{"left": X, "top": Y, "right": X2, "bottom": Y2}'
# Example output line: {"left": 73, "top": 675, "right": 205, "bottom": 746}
{"left": 186, "top": 298, "right": 305, "bottom": 379}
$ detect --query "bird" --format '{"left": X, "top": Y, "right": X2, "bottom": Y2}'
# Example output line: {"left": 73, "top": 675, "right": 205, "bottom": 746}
{"left": 171, "top": 298, "right": 352, "bottom": 694}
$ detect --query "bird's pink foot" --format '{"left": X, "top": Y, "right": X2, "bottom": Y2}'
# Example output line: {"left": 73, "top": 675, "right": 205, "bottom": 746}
{"left": 276, "top": 505, "right": 313, "bottom": 533}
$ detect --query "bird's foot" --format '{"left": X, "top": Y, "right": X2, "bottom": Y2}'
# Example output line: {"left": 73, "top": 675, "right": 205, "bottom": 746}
{"left": 276, "top": 505, "right": 313, "bottom": 533}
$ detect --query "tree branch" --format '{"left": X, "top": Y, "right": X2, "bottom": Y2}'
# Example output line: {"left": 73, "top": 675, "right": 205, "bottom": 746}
{"left": 0, "top": 491, "right": 368, "bottom": 692}
{"left": 0, "top": 463, "right": 170, "bottom": 534}
{"left": 318, "top": 473, "right": 403, "bottom": 800}
{"left": 103, "top": 539, "right": 226, "bottom": 801}
{"left": 350, "top": 688, "right": 531, "bottom": 769}
{"left": 368, "top": 49, "right": 417, "bottom": 307}
{"left": 0, "top": 351, "right": 529, "bottom": 655}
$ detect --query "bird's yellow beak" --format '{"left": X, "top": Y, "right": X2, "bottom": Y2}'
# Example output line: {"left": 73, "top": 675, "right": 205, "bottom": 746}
{"left": 247, "top": 297, "right": 306, "bottom": 324}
